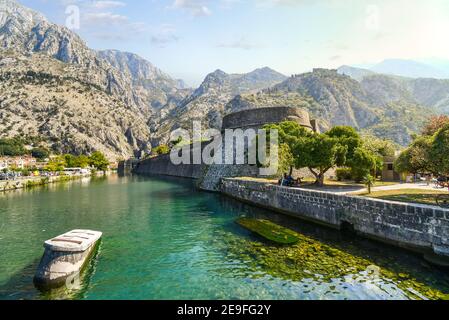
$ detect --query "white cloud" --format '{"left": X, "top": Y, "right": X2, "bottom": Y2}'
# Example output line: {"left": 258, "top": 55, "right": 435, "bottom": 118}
{"left": 84, "top": 12, "right": 128, "bottom": 25}
{"left": 91, "top": 1, "right": 126, "bottom": 10}
{"left": 151, "top": 24, "right": 180, "bottom": 48}
{"left": 171, "top": 0, "right": 212, "bottom": 17}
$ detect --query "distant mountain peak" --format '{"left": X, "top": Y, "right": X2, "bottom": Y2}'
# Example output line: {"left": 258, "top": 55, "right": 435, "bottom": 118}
{"left": 339, "top": 59, "right": 449, "bottom": 81}
{"left": 251, "top": 66, "right": 278, "bottom": 73}
{"left": 337, "top": 65, "right": 375, "bottom": 81}
{"left": 245, "top": 67, "right": 286, "bottom": 80}
{"left": 370, "top": 59, "right": 449, "bottom": 79}
{"left": 0, "top": 0, "right": 47, "bottom": 24}
{"left": 210, "top": 69, "right": 228, "bottom": 76}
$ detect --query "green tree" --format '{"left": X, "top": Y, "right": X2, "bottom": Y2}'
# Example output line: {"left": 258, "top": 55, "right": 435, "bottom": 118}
{"left": 0, "top": 138, "right": 27, "bottom": 156}
{"left": 64, "top": 154, "right": 76, "bottom": 168}
{"left": 294, "top": 134, "right": 345, "bottom": 186}
{"left": 276, "top": 143, "right": 295, "bottom": 176}
{"left": 430, "top": 124, "right": 449, "bottom": 175}
{"left": 64, "top": 154, "right": 90, "bottom": 168}
{"left": 74, "top": 155, "right": 90, "bottom": 168}
{"left": 326, "top": 126, "right": 361, "bottom": 160}
{"left": 350, "top": 147, "right": 379, "bottom": 182}
{"left": 362, "top": 134, "right": 397, "bottom": 157}
{"left": 395, "top": 136, "right": 433, "bottom": 175}
{"left": 45, "top": 156, "right": 66, "bottom": 172}
{"left": 262, "top": 121, "right": 313, "bottom": 175}
{"left": 363, "top": 174, "right": 375, "bottom": 194}
{"left": 152, "top": 144, "right": 171, "bottom": 156}
{"left": 31, "top": 147, "right": 49, "bottom": 160}
{"left": 89, "top": 152, "right": 109, "bottom": 171}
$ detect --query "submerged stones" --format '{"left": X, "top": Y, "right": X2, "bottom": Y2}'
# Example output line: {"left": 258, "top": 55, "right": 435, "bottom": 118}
{"left": 236, "top": 218, "right": 300, "bottom": 245}
{"left": 225, "top": 218, "right": 449, "bottom": 300}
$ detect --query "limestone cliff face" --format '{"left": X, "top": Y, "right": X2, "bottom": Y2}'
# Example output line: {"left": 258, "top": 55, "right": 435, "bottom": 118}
{"left": 150, "top": 67, "right": 287, "bottom": 144}
{"left": 0, "top": 52, "right": 151, "bottom": 160}
{"left": 1, "top": 0, "right": 92, "bottom": 65}
{"left": 0, "top": 0, "right": 188, "bottom": 159}
{"left": 97, "top": 50, "right": 190, "bottom": 111}
{"left": 340, "top": 65, "right": 449, "bottom": 115}
{"left": 273, "top": 69, "right": 379, "bottom": 129}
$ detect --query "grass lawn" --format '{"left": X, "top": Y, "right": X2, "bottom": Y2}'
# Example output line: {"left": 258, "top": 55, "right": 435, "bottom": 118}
{"left": 300, "top": 178, "right": 397, "bottom": 187}
{"left": 237, "top": 177, "right": 398, "bottom": 188}
{"left": 358, "top": 189, "right": 449, "bottom": 205}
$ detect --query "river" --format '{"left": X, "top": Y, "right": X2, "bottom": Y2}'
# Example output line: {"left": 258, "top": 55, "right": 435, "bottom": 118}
{"left": 0, "top": 174, "right": 448, "bottom": 300}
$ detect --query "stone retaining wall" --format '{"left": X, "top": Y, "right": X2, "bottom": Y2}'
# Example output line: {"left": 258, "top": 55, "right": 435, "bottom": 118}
{"left": 134, "top": 153, "right": 207, "bottom": 179}
{"left": 133, "top": 141, "right": 259, "bottom": 190}
{"left": 0, "top": 174, "right": 91, "bottom": 192}
{"left": 220, "top": 178, "right": 449, "bottom": 260}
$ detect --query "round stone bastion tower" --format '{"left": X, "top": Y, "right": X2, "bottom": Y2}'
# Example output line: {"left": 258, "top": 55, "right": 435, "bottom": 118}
{"left": 221, "top": 106, "right": 319, "bottom": 133}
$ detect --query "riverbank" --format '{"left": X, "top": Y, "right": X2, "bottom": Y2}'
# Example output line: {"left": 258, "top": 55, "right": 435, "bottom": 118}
{"left": 0, "top": 172, "right": 108, "bottom": 192}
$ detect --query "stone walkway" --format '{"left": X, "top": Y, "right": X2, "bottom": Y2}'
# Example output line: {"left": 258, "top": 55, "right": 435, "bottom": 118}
{"left": 297, "top": 182, "right": 449, "bottom": 195}
{"left": 371, "top": 182, "right": 446, "bottom": 192}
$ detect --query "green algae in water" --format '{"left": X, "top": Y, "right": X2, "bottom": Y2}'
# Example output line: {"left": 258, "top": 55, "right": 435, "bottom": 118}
{"left": 236, "top": 218, "right": 300, "bottom": 245}
{"left": 223, "top": 223, "right": 449, "bottom": 300}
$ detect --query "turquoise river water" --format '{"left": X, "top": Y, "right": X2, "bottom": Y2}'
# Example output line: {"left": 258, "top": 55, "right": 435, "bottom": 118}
{"left": 0, "top": 174, "right": 448, "bottom": 300}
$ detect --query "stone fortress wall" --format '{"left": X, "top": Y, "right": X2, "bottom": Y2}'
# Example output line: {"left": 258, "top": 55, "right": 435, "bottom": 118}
{"left": 134, "top": 106, "right": 316, "bottom": 190}
{"left": 220, "top": 178, "right": 449, "bottom": 264}
{"left": 221, "top": 106, "right": 317, "bottom": 131}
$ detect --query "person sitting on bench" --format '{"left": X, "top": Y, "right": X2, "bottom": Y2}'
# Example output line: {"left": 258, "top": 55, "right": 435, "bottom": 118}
{"left": 279, "top": 173, "right": 294, "bottom": 187}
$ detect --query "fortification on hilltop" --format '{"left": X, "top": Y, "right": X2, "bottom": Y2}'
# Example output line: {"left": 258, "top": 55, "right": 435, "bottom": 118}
{"left": 222, "top": 106, "right": 320, "bottom": 133}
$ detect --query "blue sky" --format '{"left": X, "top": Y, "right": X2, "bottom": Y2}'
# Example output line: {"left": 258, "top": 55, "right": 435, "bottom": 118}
{"left": 20, "top": 0, "right": 449, "bottom": 86}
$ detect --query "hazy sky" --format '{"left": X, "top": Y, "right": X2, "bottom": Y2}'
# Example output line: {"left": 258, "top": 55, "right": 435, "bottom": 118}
{"left": 20, "top": 0, "right": 449, "bottom": 86}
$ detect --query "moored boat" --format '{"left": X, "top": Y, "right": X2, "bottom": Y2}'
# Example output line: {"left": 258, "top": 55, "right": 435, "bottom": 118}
{"left": 34, "top": 229, "right": 102, "bottom": 290}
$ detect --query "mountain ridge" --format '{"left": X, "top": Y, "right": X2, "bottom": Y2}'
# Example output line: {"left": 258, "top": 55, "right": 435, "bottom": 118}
{"left": 149, "top": 67, "right": 288, "bottom": 144}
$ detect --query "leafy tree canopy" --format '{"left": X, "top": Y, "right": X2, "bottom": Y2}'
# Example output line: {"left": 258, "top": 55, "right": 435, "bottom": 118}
{"left": 153, "top": 144, "right": 171, "bottom": 156}
{"left": 293, "top": 133, "right": 345, "bottom": 186}
{"left": 0, "top": 138, "right": 27, "bottom": 157}
{"left": 350, "top": 147, "right": 379, "bottom": 182}
{"left": 89, "top": 151, "right": 109, "bottom": 171}
{"left": 64, "top": 154, "right": 90, "bottom": 168}
{"left": 430, "top": 124, "right": 449, "bottom": 175}
{"left": 45, "top": 156, "right": 66, "bottom": 172}
{"left": 394, "top": 136, "right": 433, "bottom": 174}
{"left": 422, "top": 115, "right": 449, "bottom": 136}
{"left": 31, "top": 147, "right": 50, "bottom": 160}
{"left": 361, "top": 134, "right": 398, "bottom": 157}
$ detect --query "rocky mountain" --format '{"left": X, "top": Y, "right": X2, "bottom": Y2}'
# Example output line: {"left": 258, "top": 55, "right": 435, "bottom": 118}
{"left": 150, "top": 67, "right": 287, "bottom": 144}
{"left": 97, "top": 50, "right": 190, "bottom": 110}
{"left": 338, "top": 66, "right": 449, "bottom": 115}
{"left": 273, "top": 69, "right": 379, "bottom": 129}
{"left": 0, "top": 51, "right": 151, "bottom": 160}
{"left": 370, "top": 59, "right": 449, "bottom": 79}
{"left": 340, "top": 59, "right": 449, "bottom": 80}
{"left": 337, "top": 65, "right": 375, "bottom": 82}
{"left": 0, "top": 0, "right": 190, "bottom": 159}
{"left": 227, "top": 68, "right": 434, "bottom": 146}
{"left": 1, "top": 0, "right": 96, "bottom": 66}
